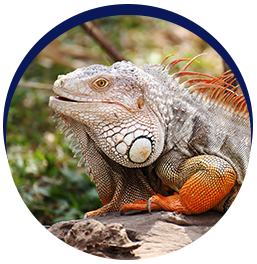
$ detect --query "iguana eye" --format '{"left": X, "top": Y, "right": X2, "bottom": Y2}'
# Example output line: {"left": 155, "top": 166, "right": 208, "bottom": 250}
{"left": 93, "top": 78, "right": 109, "bottom": 89}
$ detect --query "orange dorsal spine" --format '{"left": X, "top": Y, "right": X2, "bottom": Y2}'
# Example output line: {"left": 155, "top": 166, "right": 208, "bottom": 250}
{"left": 160, "top": 55, "right": 249, "bottom": 119}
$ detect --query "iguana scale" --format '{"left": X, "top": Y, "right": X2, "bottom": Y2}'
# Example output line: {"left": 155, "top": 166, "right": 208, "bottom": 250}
{"left": 49, "top": 54, "right": 251, "bottom": 217}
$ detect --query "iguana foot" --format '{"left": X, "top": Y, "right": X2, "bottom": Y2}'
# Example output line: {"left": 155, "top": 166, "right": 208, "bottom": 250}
{"left": 147, "top": 193, "right": 192, "bottom": 215}
{"left": 121, "top": 199, "right": 162, "bottom": 214}
{"left": 84, "top": 203, "right": 119, "bottom": 218}
{"left": 84, "top": 209, "right": 103, "bottom": 218}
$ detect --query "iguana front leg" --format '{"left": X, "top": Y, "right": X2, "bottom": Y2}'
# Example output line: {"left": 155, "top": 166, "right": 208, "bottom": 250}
{"left": 84, "top": 153, "right": 167, "bottom": 218}
{"left": 122, "top": 155, "right": 236, "bottom": 215}
{"left": 84, "top": 167, "right": 163, "bottom": 218}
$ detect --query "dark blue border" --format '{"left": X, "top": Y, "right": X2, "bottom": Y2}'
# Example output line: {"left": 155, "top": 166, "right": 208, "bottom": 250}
{"left": 1, "top": 7, "right": 257, "bottom": 263}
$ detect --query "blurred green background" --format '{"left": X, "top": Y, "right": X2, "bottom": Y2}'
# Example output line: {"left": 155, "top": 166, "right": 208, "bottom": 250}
{"left": 6, "top": 15, "right": 223, "bottom": 225}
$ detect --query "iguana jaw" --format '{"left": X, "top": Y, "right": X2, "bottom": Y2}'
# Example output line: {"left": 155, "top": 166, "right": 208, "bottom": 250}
{"left": 49, "top": 95, "right": 165, "bottom": 168}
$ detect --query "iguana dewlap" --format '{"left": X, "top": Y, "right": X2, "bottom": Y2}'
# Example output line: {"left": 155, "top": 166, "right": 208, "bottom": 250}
{"left": 49, "top": 55, "right": 251, "bottom": 217}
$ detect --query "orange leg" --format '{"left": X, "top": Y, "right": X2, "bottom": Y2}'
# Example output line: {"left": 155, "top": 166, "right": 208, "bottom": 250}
{"left": 149, "top": 156, "right": 237, "bottom": 215}
{"left": 121, "top": 199, "right": 162, "bottom": 213}
{"left": 85, "top": 199, "right": 162, "bottom": 218}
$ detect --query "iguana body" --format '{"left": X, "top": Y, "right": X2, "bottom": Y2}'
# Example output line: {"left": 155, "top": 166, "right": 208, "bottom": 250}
{"left": 49, "top": 55, "right": 251, "bottom": 217}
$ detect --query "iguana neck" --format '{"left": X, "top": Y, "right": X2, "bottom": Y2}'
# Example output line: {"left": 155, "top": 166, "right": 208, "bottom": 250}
{"left": 143, "top": 69, "right": 196, "bottom": 154}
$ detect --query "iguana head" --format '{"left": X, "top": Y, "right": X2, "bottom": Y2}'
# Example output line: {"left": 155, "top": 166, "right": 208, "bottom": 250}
{"left": 49, "top": 61, "right": 165, "bottom": 168}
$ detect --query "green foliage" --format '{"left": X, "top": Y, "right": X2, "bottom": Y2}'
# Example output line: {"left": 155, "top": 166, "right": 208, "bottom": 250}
{"left": 7, "top": 48, "right": 102, "bottom": 225}
{"left": 6, "top": 16, "right": 223, "bottom": 225}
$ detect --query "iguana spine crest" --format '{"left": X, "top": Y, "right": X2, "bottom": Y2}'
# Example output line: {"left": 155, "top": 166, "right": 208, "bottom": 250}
{"left": 159, "top": 54, "right": 249, "bottom": 118}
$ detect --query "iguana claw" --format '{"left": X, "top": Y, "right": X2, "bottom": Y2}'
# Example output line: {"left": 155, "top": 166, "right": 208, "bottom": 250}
{"left": 120, "top": 209, "right": 125, "bottom": 216}
{"left": 147, "top": 199, "right": 152, "bottom": 214}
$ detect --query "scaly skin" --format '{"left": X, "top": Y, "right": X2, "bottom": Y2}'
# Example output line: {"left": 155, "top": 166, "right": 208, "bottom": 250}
{"left": 49, "top": 56, "right": 251, "bottom": 217}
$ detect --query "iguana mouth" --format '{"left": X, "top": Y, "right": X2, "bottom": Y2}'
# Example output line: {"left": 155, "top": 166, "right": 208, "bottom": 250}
{"left": 50, "top": 96, "right": 133, "bottom": 112}
{"left": 54, "top": 96, "right": 77, "bottom": 102}
{"left": 52, "top": 95, "right": 117, "bottom": 104}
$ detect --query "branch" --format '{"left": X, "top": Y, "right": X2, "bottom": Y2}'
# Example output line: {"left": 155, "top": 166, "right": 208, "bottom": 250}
{"left": 80, "top": 21, "right": 126, "bottom": 62}
{"left": 18, "top": 80, "right": 53, "bottom": 90}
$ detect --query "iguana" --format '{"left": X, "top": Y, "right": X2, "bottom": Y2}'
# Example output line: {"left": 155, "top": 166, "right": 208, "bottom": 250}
{"left": 49, "top": 54, "right": 251, "bottom": 218}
